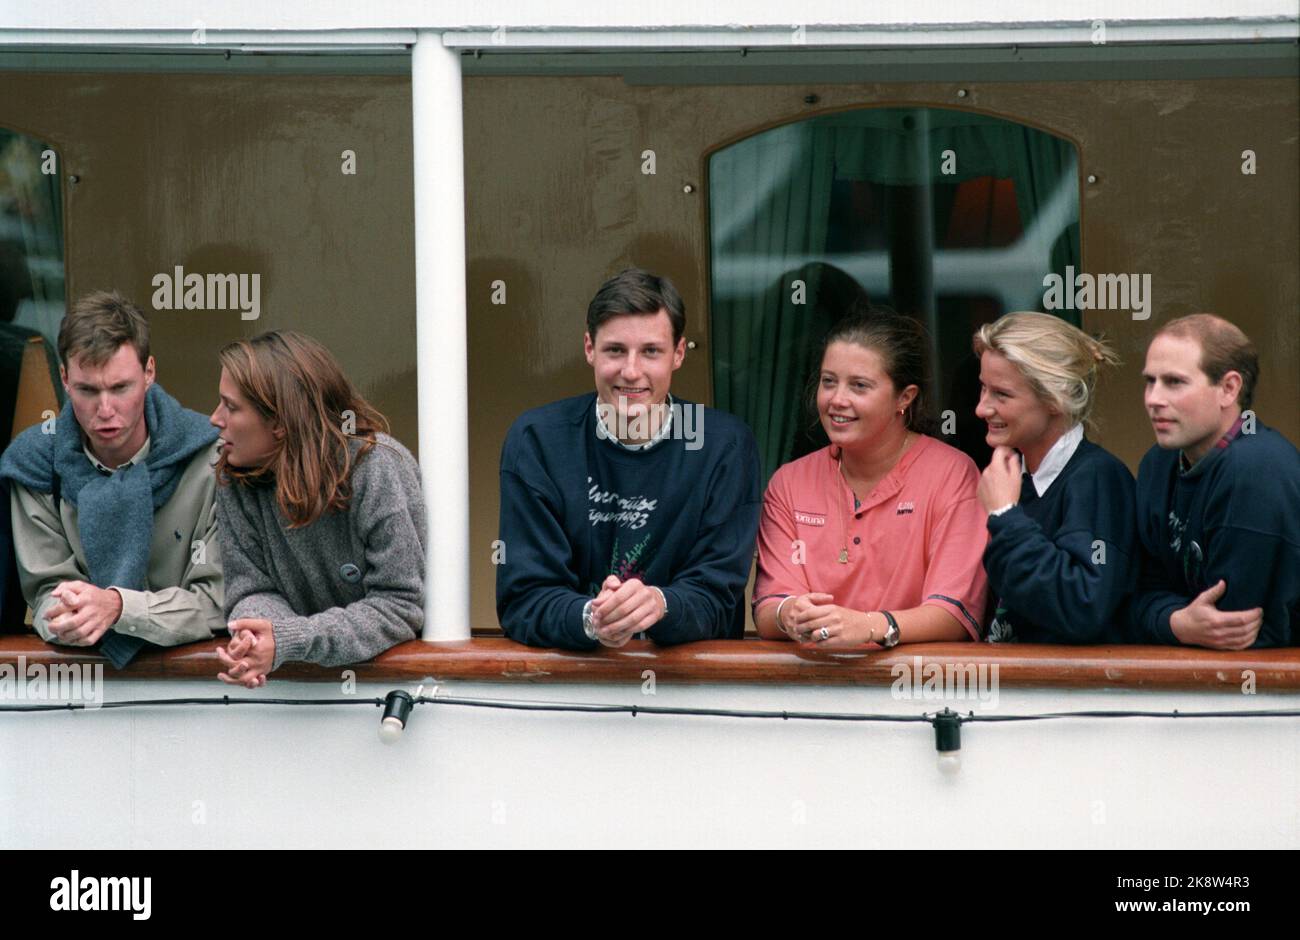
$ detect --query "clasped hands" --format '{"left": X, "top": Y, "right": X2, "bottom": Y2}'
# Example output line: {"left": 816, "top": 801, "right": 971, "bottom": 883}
{"left": 589, "top": 575, "right": 667, "bottom": 648}
{"left": 45, "top": 581, "right": 277, "bottom": 685}
{"left": 45, "top": 581, "right": 123, "bottom": 646}
{"left": 217, "top": 618, "right": 276, "bottom": 688}
{"left": 779, "top": 593, "right": 883, "bottom": 649}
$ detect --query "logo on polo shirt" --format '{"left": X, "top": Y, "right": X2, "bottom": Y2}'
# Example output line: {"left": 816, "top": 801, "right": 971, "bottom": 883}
{"left": 794, "top": 511, "right": 825, "bottom": 526}
{"left": 896, "top": 501, "right": 915, "bottom": 515}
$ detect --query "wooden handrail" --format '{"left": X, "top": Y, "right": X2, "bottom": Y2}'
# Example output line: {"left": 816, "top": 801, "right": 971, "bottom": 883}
{"left": 0, "top": 634, "right": 1297, "bottom": 691}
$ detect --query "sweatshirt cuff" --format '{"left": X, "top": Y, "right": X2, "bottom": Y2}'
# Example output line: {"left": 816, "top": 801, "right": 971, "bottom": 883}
{"left": 569, "top": 596, "right": 599, "bottom": 650}
{"left": 646, "top": 587, "right": 703, "bottom": 644}
{"left": 987, "top": 504, "right": 1033, "bottom": 535}
{"left": 111, "top": 587, "right": 150, "bottom": 638}
{"left": 654, "top": 587, "right": 681, "bottom": 635}
{"left": 1153, "top": 604, "right": 1180, "bottom": 645}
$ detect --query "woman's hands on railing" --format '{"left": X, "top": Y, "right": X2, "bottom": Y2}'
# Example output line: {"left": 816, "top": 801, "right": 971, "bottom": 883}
{"left": 217, "top": 618, "right": 275, "bottom": 688}
{"left": 781, "top": 594, "right": 883, "bottom": 648}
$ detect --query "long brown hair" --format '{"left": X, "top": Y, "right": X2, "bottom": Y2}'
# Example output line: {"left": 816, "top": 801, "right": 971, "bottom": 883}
{"left": 217, "top": 330, "right": 390, "bottom": 527}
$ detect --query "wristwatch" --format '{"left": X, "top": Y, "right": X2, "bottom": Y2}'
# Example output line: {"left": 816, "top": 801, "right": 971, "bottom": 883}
{"left": 877, "top": 610, "right": 901, "bottom": 648}
{"left": 582, "top": 599, "right": 597, "bottom": 641}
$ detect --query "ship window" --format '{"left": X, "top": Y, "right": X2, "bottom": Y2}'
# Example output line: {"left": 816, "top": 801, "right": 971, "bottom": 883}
{"left": 0, "top": 128, "right": 65, "bottom": 453}
{"left": 707, "top": 107, "right": 1080, "bottom": 479}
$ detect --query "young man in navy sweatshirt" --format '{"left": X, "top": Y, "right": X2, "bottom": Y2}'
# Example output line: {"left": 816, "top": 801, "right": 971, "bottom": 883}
{"left": 1131, "top": 314, "right": 1300, "bottom": 648}
{"left": 496, "top": 268, "right": 761, "bottom": 650}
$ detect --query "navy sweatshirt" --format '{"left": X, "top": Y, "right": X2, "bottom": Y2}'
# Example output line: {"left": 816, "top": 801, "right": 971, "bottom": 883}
{"left": 1129, "top": 423, "right": 1300, "bottom": 647}
{"left": 984, "top": 439, "right": 1137, "bottom": 643}
{"left": 496, "top": 393, "right": 762, "bottom": 650}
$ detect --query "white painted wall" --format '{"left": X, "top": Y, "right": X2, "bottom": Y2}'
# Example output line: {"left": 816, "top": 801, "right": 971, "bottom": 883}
{"left": 2, "top": 1, "right": 1296, "bottom": 47}
{"left": 4, "top": 0, "right": 1297, "bottom": 30}
{"left": 4, "top": 680, "right": 1296, "bottom": 848}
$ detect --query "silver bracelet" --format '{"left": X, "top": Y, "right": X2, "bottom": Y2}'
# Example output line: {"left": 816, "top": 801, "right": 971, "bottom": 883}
{"left": 651, "top": 586, "right": 668, "bottom": 616}
{"left": 775, "top": 596, "right": 795, "bottom": 635}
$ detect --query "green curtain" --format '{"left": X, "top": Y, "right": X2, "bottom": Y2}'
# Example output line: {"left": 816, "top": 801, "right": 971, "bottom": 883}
{"left": 709, "top": 107, "right": 1080, "bottom": 481}
{"left": 0, "top": 130, "right": 66, "bottom": 355}
{"left": 710, "top": 122, "right": 838, "bottom": 480}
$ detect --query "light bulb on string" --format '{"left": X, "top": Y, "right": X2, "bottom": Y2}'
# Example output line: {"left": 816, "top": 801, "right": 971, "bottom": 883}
{"left": 379, "top": 689, "right": 415, "bottom": 744}
{"left": 933, "top": 707, "right": 962, "bottom": 775}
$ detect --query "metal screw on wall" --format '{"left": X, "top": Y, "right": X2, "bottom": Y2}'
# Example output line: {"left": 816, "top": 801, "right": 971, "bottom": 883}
{"left": 683, "top": 184, "right": 694, "bottom": 194}
{"left": 687, "top": 341, "right": 698, "bottom": 350}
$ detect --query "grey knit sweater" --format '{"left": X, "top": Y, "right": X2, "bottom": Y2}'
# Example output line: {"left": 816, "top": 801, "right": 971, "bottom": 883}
{"left": 215, "top": 434, "right": 426, "bottom": 669}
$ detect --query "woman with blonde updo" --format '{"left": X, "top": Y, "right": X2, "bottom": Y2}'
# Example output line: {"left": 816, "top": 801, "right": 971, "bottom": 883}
{"left": 974, "top": 312, "right": 1136, "bottom": 643}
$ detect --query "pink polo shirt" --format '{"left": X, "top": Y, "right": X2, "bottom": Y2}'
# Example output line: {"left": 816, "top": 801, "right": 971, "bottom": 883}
{"left": 754, "top": 436, "right": 988, "bottom": 639}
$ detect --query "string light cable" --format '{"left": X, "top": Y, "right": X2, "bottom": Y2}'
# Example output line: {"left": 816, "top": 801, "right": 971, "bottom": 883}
{"left": 3, "top": 687, "right": 1299, "bottom": 772}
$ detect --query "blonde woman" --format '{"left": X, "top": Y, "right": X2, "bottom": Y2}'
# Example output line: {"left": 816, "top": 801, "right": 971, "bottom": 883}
{"left": 209, "top": 331, "right": 425, "bottom": 686}
{"left": 974, "top": 312, "right": 1136, "bottom": 643}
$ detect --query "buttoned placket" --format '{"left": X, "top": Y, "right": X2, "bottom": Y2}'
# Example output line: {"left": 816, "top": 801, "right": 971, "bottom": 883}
{"left": 833, "top": 453, "right": 905, "bottom": 565}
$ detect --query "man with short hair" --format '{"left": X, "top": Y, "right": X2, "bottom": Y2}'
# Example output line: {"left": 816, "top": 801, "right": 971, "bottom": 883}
{"left": 0, "top": 290, "right": 224, "bottom": 666}
{"left": 497, "top": 268, "right": 761, "bottom": 649}
{"left": 1130, "top": 313, "right": 1300, "bottom": 648}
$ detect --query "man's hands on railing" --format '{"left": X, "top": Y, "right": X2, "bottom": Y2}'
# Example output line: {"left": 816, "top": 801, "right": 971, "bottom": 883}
{"left": 590, "top": 575, "right": 667, "bottom": 648}
{"left": 1170, "top": 580, "right": 1263, "bottom": 650}
{"left": 46, "top": 581, "right": 123, "bottom": 646}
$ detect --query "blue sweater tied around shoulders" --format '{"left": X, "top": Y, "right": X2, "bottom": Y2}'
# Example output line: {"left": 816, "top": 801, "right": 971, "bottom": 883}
{"left": 0, "top": 383, "right": 218, "bottom": 666}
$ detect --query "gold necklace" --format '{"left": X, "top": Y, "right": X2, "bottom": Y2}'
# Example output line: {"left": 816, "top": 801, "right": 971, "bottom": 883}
{"left": 836, "top": 431, "right": 912, "bottom": 563}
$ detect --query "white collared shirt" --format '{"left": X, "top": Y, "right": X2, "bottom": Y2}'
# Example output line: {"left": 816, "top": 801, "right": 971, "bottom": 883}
{"left": 594, "top": 394, "right": 676, "bottom": 452}
{"left": 84, "top": 436, "right": 152, "bottom": 475}
{"left": 1022, "top": 423, "right": 1083, "bottom": 498}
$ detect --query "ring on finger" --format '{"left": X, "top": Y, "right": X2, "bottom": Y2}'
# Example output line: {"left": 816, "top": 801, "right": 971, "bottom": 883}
{"left": 819, "top": 627, "right": 829, "bottom": 641}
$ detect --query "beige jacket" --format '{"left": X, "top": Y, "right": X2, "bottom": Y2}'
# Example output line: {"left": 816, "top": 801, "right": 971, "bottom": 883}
{"left": 9, "top": 441, "right": 225, "bottom": 646}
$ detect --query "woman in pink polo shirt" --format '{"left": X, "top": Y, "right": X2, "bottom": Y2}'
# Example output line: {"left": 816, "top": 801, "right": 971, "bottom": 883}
{"left": 754, "top": 307, "right": 988, "bottom": 647}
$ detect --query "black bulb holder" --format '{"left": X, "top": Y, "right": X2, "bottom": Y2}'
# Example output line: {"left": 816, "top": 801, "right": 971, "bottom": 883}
{"left": 382, "top": 690, "right": 415, "bottom": 729}
{"left": 933, "top": 707, "right": 962, "bottom": 753}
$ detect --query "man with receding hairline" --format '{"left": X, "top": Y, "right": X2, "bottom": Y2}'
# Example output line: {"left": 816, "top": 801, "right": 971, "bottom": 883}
{"left": 1130, "top": 313, "right": 1300, "bottom": 648}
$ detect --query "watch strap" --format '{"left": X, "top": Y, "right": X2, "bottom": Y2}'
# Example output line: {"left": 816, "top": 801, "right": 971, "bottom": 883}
{"left": 880, "top": 610, "right": 901, "bottom": 648}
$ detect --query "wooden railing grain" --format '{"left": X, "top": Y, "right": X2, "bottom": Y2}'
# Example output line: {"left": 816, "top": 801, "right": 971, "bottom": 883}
{"left": 1, "top": 635, "right": 1298, "bottom": 691}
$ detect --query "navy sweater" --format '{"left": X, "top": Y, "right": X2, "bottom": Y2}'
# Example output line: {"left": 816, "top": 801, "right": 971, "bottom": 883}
{"left": 1129, "top": 423, "right": 1300, "bottom": 647}
{"left": 984, "top": 439, "right": 1137, "bottom": 643}
{"left": 496, "top": 393, "right": 762, "bottom": 650}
